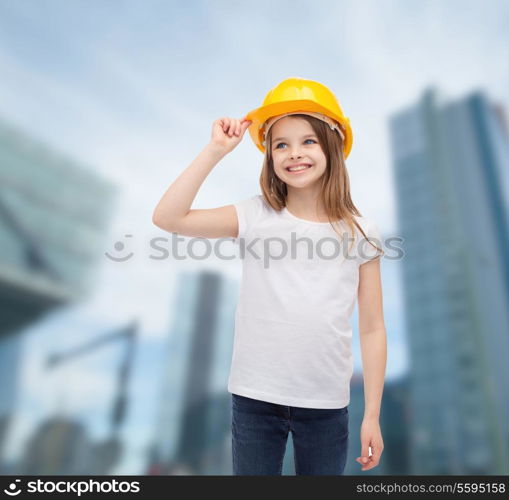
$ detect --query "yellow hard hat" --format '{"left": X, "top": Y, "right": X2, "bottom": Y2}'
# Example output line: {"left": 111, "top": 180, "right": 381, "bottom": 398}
{"left": 245, "top": 77, "right": 353, "bottom": 158}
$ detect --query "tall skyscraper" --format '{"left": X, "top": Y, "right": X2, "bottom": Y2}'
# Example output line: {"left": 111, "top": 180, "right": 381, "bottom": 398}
{"left": 389, "top": 88, "right": 509, "bottom": 474}
{"left": 149, "top": 270, "right": 238, "bottom": 475}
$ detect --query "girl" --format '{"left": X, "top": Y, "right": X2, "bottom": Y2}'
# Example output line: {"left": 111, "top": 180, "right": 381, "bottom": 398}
{"left": 152, "top": 77, "right": 387, "bottom": 476}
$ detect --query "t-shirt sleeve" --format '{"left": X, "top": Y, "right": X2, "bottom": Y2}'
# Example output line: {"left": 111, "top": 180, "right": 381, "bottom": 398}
{"left": 358, "top": 218, "right": 384, "bottom": 265}
{"left": 233, "top": 194, "right": 264, "bottom": 244}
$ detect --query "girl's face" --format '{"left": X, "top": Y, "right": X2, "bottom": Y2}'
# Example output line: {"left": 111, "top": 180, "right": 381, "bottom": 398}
{"left": 270, "top": 116, "right": 327, "bottom": 188}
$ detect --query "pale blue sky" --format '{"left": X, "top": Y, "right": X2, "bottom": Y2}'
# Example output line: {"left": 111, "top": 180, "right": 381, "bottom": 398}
{"left": 1, "top": 0, "right": 507, "bottom": 474}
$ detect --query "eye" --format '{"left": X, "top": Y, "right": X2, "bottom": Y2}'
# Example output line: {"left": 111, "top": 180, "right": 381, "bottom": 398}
{"left": 274, "top": 139, "right": 316, "bottom": 149}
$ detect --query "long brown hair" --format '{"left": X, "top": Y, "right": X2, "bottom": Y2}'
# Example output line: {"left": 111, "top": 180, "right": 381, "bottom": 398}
{"left": 259, "top": 114, "right": 384, "bottom": 259}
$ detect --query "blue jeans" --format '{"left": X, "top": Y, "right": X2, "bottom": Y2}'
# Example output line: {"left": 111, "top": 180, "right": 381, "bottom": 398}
{"left": 231, "top": 393, "right": 349, "bottom": 475}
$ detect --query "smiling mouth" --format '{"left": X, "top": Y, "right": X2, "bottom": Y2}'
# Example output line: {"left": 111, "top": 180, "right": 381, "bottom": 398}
{"left": 286, "top": 164, "right": 313, "bottom": 172}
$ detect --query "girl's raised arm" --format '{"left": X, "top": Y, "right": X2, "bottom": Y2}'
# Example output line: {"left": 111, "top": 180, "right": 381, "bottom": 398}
{"left": 152, "top": 117, "right": 251, "bottom": 238}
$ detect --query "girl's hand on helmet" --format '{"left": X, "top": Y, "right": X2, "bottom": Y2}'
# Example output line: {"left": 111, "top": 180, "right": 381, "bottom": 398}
{"left": 209, "top": 117, "right": 252, "bottom": 155}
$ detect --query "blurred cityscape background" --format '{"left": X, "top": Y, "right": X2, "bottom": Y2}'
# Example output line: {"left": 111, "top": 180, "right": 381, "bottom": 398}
{"left": 0, "top": 0, "right": 508, "bottom": 475}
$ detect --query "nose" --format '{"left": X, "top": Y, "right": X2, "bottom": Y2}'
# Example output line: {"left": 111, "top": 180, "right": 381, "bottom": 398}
{"left": 289, "top": 149, "right": 302, "bottom": 159}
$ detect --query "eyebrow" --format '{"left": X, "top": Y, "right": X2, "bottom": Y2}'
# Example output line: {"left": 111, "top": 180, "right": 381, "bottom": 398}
{"left": 272, "top": 134, "right": 317, "bottom": 142}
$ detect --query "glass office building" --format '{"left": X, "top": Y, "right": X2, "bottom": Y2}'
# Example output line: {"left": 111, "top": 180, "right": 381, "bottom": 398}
{"left": 0, "top": 118, "right": 116, "bottom": 335}
{"left": 0, "top": 118, "right": 116, "bottom": 467}
{"left": 389, "top": 88, "right": 509, "bottom": 474}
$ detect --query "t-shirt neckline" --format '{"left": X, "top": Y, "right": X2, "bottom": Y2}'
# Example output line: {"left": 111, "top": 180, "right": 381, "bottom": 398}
{"left": 282, "top": 206, "right": 339, "bottom": 226}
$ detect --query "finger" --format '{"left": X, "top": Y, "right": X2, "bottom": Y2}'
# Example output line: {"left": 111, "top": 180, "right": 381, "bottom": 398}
{"left": 225, "top": 118, "right": 232, "bottom": 135}
{"left": 360, "top": 444, "right": 370, "bottom": 464}
{"left": 371, "top": 449, "right": 382, "bottom": 464}
{"left": 228, "top": 118, "right": 236, "bottom": 136}
{"left": 224, "top": 117, "right": 232, "bottom": 132}
{"left": 356, "top": 459, "right": 367, "bottom": 469}
{"left": 359, "top": 456, "right": 374, "bottom": 470}
{"left": 220, "top": 119, "right": 228, "bottom": 134}
{"left": 232, "top": 119, "right": 239, "bottom": 136}
{"left": 240, "top": 120, "right": 251, "bottom": 133}
{"left": 235, "top": 119, "right": 241, "bottom": 136}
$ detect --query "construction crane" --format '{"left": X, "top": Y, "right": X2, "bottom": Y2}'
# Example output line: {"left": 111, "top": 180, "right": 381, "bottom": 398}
{"left": 45, "top": 319, "right": 138, "bottom": 473}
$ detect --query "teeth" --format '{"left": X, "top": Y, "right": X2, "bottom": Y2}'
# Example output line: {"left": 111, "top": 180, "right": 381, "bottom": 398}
{"left": 288, "top": 165, "right": 310, "bottom": 171}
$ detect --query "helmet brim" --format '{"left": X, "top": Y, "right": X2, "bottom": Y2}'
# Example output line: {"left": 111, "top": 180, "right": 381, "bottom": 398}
{"left": 244, "top": 99, "right": 352, "bottom": 158}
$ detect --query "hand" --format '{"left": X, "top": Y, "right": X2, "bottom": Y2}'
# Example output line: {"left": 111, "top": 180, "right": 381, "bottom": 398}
{"left": 209, "top": 116, "right": 252, "bottom": 155}
{"left": 356, "top": 417, "right": 384, "bottom": 471}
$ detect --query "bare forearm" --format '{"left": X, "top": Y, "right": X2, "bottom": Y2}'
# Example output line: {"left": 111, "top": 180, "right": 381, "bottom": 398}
{"left": 152, "top": 143, "right": 226, "bottom": 227}
{"left": 359, "top": 328, "right": 387, "bottom": 420}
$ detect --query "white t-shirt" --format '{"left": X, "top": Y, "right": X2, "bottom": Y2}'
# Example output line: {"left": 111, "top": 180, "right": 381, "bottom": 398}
{"left": 227, "top": 194, "right": 383, "bottom": 409}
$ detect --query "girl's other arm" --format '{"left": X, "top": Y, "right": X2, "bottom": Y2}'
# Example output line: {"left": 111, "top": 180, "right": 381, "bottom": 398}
{"left": 152, "top": 117, "right": 251, "bottom": 238}
{"left": 358, "top": 258, "right": 387, "bottom": 418}
{"left": 357, "top": 258, "right": 387, "bottom": 470}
